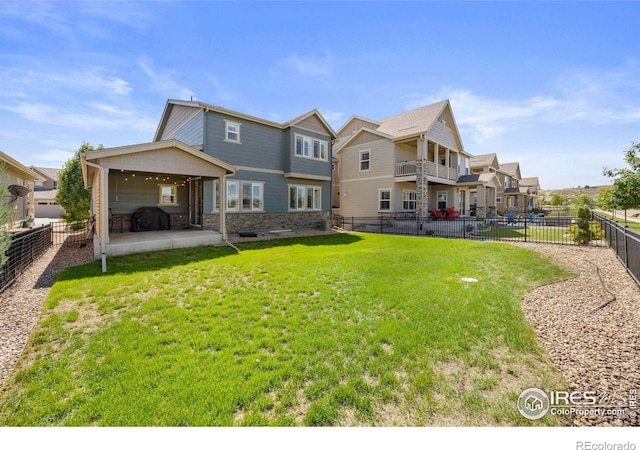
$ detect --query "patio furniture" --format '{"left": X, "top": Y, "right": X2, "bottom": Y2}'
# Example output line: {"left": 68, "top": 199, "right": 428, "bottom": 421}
{"left": 446, "top": 208, "right": 460, "bottom": 220}
{"left": 431, "top": 208, "right": 446, "bottom": 220}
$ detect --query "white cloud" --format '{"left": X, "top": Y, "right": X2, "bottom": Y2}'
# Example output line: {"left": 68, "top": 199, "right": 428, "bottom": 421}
{"left": 273, "top": 52, "right": 335, "bottom": 78}
{"left": 139, "top": 61, "right": 195, "bottom": 100}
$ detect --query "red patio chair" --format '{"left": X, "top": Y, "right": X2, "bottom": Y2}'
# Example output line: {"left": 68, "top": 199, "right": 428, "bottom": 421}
{"left": 431, "top": 208, "right": 446, "bottom": 220}
{"left": 446, "top": 208, "right": 460, "bottom": 220}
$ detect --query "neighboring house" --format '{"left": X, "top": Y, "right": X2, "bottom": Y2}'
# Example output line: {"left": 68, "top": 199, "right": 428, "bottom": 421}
{"left": 497, "top": 162, "right": 527, "bottom": 214}
{"left": 0, "top": 151, "right": 43, "bottom": 228}
{"left": 81, "top": 100, "right": 335, "bottom": 266}
{"left": 468, "top": 153, "right": 502, "bottom": 217}
{"left": 520, "top": 177, "right": 541, "bottom": 211}
{"left": 30, "top": 166, "right": 64, "bottom": 219}
{"left": 333, "top": 100, "right": 473, "bottom": 218}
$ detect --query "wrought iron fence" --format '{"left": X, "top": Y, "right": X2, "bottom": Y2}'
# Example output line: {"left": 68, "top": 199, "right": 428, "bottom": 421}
{"left": 0, "top": 225, "right": 53, "bottom": 294}
{"left": 593, "top": 213, "right": 640, "bottom": 286}
{"left": 49, "top": 218, "right": 94, "bottom": 246}
{"left": 332, "top": 214, "right": 608, "bottom": 246}
{"left": 0, "top": 218, "right": 94, "bottom": 294}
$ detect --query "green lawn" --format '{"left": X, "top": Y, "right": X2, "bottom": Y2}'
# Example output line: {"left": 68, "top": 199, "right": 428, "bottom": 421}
{"left": 0, "top": 233, "right": 573, "bottom": 426}
{"left": 594, "top": 211, "right": 640, "bottom": 232}
{"left": 478, "top": 225, "right": 571, "bottom": 243}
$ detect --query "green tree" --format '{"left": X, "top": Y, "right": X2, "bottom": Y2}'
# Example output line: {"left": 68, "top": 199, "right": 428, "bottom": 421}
{"left": 602, "top": 142, "right": 640, "bottom": 225}
{"left": 549, "top": 193, "right": 566, "bottom": 206}
{"left": 596, "top": 186, "right": 619, "bottom": 211}
{"left": 0, "top": 163, "right": 12, "bottom": 266}
{"left": 572, "top": 195, "right": 593, "bottom": 208}
{"left": 56, "top": 143, "right": 100, "bottom": 223}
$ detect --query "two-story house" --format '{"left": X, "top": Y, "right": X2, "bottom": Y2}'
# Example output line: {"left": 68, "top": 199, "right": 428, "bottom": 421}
{"left": 465, "top": 153, "right": 502, "bottom": 217}
{"left": 333, "top": 100, "right": 473, "bottom": 219}
{"left": 82, "top": 100, "right": 335, "bottom": 264}
{"left": 520, "top": 177, "right": 541, "bottom": 211}
{"left": 497, "top": 162, "right": 527, "bottom": 214}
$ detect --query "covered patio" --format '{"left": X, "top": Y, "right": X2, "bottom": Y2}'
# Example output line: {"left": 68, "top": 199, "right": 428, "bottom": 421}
{"left": 81, "top": 140, "right": 235, "bottom": 271}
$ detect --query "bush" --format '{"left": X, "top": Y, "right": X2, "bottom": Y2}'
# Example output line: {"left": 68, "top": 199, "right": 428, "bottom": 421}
{"left": 566, "top": 207, "right": 604, "bottom": 244}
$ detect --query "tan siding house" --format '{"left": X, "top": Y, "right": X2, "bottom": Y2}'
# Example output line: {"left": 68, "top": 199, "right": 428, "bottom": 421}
{"left": 333, "top": 100, "right": 473, "bottom": 219}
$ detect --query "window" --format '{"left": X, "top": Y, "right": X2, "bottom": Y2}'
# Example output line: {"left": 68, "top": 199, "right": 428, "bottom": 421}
{"left": 359, "top": 150, "right": 370, "bottom": 172}
{"left": 438, "top": 111, "right": 448, "bottom": 127}
{"left": 437, "top": 191, "right": 447, "bottom": 210}
{"left": 289, "top": 185, "right": 322, "bottom": 211}
{"left": 158, "top": 184, "right": 179, "bottom": 206}
{"left": 227, "top": 181, "right": 239, "bottom": 210}
{"left": 378, "top": 189, "right": 391, "bottom": 211}
{"left": 402, "top": 190, "right": 417, "bottom": 211}
{"left": 241, "top": 182, "right": 263, "bottom": 211}
{"left": 225, "top": 120, "right": 241, "bottom": 143}
{"left": 294, "top": 134, "right": 328, "bottom": 161}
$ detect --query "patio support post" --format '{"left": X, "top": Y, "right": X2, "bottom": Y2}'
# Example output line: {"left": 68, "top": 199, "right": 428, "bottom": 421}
{"left": 219, "top": 174, "right": 227, "bottom": 240}
{"left": 416, "top": 136, "right": 429, "bottom": 219}
{"left": 99, "top": 166, "right": 108, "bottom": 272}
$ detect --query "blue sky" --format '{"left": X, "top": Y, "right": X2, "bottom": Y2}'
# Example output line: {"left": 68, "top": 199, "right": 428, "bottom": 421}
{"left": 1, "top": 1, "right": 639, "bottom": 189}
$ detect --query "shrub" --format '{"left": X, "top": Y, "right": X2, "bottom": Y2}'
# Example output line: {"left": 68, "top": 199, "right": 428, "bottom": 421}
{"left": 566, "top": 207, "right": 604, "bottom": 244}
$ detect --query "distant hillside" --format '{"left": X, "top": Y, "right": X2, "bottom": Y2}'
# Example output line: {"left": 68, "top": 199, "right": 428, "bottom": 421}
{"left": 539, "top": 185, "right": 611, "bottom": 203}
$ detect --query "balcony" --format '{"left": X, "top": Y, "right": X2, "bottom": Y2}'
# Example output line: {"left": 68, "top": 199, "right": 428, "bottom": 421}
{"left": 395, "top": 160, "right": 458, "bottom": 182}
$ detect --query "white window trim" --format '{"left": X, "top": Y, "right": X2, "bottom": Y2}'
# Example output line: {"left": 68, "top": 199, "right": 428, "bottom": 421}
{"left": 218, "top": 179, "right": 264, "bottom": 212}
{"left": 224, "top": 120, "right": 241, "bottom": 144}
{"left": 288, "top": 184, "right": 322, "bottom": 211}
{"left": 241, "top": 181, "right": 265, "bottom": 212}
{"left": 402, "top": 189, "right": 417, "bottom": 211}
{"left": 158, "top": 184, "right": 179, "bottom": 206}
{"left": 293, "top": 133, "right": 329, "bottom": 161}
{"left": 378, "top": 188, "right": 392, "bottom": 212}
{"left": 359, "top": 149, "right": 371, "bottom": 172}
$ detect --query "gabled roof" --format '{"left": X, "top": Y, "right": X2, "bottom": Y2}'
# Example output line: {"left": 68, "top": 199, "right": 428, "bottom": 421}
{"left": 30, "top": 166, "right": 61, "bottom": 182}
{"left": 82, "top": 139, "right": 236, "bottom": 188}
{"left": 0, "top": 151, "right": 44, "bottom": 181}
{"left": 334, "top": 99, "right": 467, "bottom": 154}
{"left": 457, "top": 172, "right": 502, "bottom": 188}
{"left": 520, "top": 177, "right": 540, "bottom": 188}
{"left": 376, "top": 100, "right": 450, "bottom": 139}
{"left": 334, "top": 127, "right": 393, "bottom": 154}
{"left": 335, "top": 115, "right": 381, "bottom": 138}
{"left": 499, "top": 162, "right": 522, "bottom": 179}
{"left": 154, "top": 100, "right": 336, "bottom": 141}
{"left": 470, "top": 153, "right": 500, "bottom": 170}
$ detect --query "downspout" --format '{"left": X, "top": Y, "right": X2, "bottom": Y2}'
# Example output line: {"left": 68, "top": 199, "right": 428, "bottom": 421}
{"left": 84, "top": 160, "right": 108, "bottom": 272}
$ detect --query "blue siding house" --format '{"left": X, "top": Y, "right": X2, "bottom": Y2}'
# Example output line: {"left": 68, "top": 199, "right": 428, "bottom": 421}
{"left": 154, "top": 100, "right": 336, "bottom": 234}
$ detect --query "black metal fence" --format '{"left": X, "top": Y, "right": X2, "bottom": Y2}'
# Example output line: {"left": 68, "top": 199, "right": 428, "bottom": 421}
{"left": 332, "top": 214, "right": 608, "bottom": 246}
{"left": 0, "top": 225, "right": 53, "bottom": 294}
{"left": 49, "top": 219, "right": 94, "bottom": 246}
{"left": 0, "top": 218, "right": 93, "bottom": 294}
{"left": 593, "top": 213, "right": 640, "bottom": 286}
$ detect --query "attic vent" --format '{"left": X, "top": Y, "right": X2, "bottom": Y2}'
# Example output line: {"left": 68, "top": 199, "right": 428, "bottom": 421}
{"left": 439, "top": 112, "right": 448, "bottom": 126}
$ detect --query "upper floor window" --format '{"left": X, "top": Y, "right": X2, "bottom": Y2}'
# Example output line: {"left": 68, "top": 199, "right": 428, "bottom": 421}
{"left": 294, "top": 134, "right": 328, "bottom": 161}
{"left": 359, "top": 150, "right": 370, "bottom": 172}
{"left": 225, "top": 120, "right": 241, "bottom": 143}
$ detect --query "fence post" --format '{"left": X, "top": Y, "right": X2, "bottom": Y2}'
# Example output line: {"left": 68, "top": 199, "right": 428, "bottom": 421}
{"left": 524, "top": 217, "right": 528, "bottom": 242}
{"left": 380, "top": 216, "right": 384, "bottom": 234}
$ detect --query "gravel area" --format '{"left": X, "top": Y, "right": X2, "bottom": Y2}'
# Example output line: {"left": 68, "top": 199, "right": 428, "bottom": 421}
{"left": 1, "top": 234, "right": 638, "bottom": 427}
{"left": 514, "top": 242, "right": 640, "bottom": 426}
{"left": 0, "top": 244, "right": 93, "bottom": 388}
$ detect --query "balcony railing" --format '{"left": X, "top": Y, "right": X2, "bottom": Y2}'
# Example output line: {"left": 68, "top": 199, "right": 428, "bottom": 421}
{"left": 395, "top": 160, "right": 458, "bottom": 181}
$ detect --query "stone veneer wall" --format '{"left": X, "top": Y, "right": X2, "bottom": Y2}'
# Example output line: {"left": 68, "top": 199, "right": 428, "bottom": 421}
{"left": 204, "top": 211, "right": 331, "bottom": 234}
